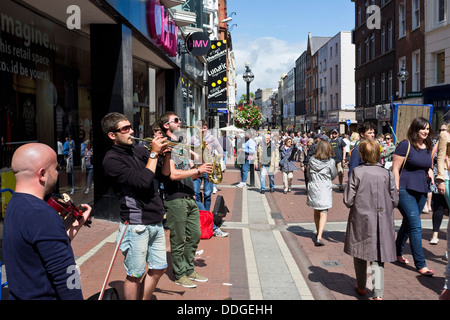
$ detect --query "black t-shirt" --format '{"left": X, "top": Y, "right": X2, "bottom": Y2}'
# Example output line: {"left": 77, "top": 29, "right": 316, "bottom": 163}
{"left": 330, "top": 138, "right": 345, "bottom": 163}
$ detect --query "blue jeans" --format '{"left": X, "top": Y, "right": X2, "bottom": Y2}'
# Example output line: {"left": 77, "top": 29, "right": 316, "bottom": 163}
{"left": 240, "top": 160, "right": 250, "bottom": 184}
{"left": 260, "top": 165, "right": 274, "bottom": 191}
{"left": 396, "top": 187, "right": 427, "bottom": 270}
{"left": 193, "top": 173, "right": 213, "bottom": 211}
{"left": 86, "top": 165, "right": 93, "bottom": 188}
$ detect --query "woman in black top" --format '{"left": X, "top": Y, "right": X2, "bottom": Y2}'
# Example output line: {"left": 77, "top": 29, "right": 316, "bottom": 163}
{"left": 392, "top": 117, "right": 434, "bottom": 276}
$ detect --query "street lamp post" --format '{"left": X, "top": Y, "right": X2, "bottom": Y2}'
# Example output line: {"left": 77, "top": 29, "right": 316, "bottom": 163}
{"left": 397, "top": 65, "right": 409, "bottom": 103}
{"left": 243, "top": 63, "right": 254, "bottom": 105}
{"left": 242, "top": 63, "right": 255, "bottom": 186}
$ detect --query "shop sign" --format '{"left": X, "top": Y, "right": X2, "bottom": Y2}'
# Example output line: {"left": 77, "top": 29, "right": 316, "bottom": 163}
{"left": 146, "top": 0, "right": 178, "bottom": 57}
{"left": 186, "top": 32, "right": 210, "bottom": 56}
{"left": 365, "top": 107, "right": 376, "bottom": 119}
{"left": 407, "top": 91, "right": 422, "bottom": 98}
{"left": 322, "top": 118, "right": 339, "bottom": 131}
{"left": 376, "top": 104, "right": 391, "bottom": 121}
{"left": 207, "top": 40, "right": 227, "bottom": 102}
{"left": 355, "top": 108, "right": 364, "bottom": 122}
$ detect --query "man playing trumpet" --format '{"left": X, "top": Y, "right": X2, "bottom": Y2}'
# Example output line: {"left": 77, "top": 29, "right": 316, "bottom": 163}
{"left": 102, "top": 112, "right": 171, "bottom": 300}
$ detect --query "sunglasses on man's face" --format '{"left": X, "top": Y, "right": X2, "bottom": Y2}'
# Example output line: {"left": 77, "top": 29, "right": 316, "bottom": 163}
{"left": 113, "top": 125, "right": 132, "bottom": 134}
{"left": 166, "top": 117, "right": 181, "bottom": 124}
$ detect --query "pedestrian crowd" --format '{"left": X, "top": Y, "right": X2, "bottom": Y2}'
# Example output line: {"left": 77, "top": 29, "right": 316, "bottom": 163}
{"left": 2, "top": 114, "right": 449, "bottom": 301}
{"left": 232, "top": 117, "right": 450, "bottom": 300}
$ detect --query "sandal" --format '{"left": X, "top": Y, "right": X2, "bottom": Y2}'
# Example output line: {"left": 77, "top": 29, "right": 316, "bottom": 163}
{"left": 418, "top": 268, "right": 434, "bottom": 276}
{"left": 396, "top": 256, "right": 410, "bottom": 264}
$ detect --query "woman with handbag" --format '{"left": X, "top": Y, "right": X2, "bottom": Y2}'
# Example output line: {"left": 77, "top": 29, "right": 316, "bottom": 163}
{"left": 279, "top": 137, "right": 298, "bottom": 194}
{"left": 392, "top": 117, "right": 434, "bottom": 276}
{"left": 344, "top": 140, "right": 398, "bottom": 300}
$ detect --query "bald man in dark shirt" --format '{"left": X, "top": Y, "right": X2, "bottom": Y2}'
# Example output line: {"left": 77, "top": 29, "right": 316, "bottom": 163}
{"left": 3, "top": 143, "right": 91, "bottom": 299}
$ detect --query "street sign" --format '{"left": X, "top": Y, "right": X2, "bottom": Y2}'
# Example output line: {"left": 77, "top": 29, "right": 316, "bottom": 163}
{"left": 346, "top": 119, "right": 351, "bottom": 126}
{"left": 186, "top": 32, "right": 211, "bottom": 56}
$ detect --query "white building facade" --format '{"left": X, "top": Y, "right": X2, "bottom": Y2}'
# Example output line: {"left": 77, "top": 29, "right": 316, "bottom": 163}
{"left": 324, "top": 31, "right": 355, "bottom": 134}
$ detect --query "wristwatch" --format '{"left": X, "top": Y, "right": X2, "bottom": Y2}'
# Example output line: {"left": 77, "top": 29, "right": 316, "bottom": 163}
{"left": 149, "top": 152, "right": 159, "bottom": 159}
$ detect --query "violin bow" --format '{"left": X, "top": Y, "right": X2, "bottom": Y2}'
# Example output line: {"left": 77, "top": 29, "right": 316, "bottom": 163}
{"left": 98, "top": 221, "right": 129, "bottom": 300}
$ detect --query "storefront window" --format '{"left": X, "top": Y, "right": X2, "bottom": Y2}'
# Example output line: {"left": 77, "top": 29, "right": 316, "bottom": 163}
{"left": 132, "top": 57, "right": 150, "bottom": 140}
{"left": 1, "top": 1, "right": 91, "bottom": 209}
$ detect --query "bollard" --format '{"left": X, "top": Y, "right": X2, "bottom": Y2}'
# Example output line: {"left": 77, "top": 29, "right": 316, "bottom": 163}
{"left": 249, "top": 163, "right": 255, "bottom": 187}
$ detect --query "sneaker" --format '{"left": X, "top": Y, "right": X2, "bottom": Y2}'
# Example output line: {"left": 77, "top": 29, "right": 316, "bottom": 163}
{"left": 214, "top": 228, "right": 228, "bottom": 237}
{"left": 70, "top": 188, "right": 74, "bottom": 195}
{"left": 175, "top": 276, "right": 197, "bottom": 288}
{"left": 188, "top": 271, "right": 208, "bottom": 282}
{"left": 85, "top": 188, "right": 90, "bottom": 194}
{"left": 212, "top": 187, "right": 218, "bottom": 194}
{"left": 430, "top": 238, "right": 439, "bottom": 245}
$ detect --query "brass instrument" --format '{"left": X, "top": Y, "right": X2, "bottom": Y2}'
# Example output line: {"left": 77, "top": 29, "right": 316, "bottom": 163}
{"left": 202, "top": 140, "right": 223, "bottom": 184}
{"left": 131, "top": 136, "right": 196, "bottom": 152}
{"left": 186, "top": 125, "right": 223, "bottom": 184}
{"left": 132, "top": 123, "right": 223, "bottom": 184}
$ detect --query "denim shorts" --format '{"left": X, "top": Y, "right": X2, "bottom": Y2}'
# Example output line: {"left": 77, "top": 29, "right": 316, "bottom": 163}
{"left": 117, "top": 222, "right": 167, "bottom": 278}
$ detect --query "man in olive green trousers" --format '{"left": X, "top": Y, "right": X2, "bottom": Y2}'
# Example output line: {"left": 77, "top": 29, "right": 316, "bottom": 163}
{"left": 160, "top": 112, "right": 212, "bottom": 288}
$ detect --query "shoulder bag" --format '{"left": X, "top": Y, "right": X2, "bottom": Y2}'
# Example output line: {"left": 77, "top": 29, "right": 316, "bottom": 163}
{"left": 400, "top": 140, "right": 410, "bottom": 173}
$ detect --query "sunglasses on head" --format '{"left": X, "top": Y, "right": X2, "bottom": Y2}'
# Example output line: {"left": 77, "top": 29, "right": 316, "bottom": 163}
{"left": 113, "top": 125, "right": 132, "bottom": 134}
{"left": 166, "top": 117, "right": 181, "bottom": 124}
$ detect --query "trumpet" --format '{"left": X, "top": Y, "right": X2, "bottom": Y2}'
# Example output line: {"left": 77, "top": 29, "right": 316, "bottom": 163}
{"left": 131, "top": 136, "right": 197, "bottom": 152}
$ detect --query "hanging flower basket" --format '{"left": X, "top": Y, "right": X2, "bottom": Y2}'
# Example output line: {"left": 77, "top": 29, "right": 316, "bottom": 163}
{"left": 233, "top": 104, "right": 262, "bottom": 129}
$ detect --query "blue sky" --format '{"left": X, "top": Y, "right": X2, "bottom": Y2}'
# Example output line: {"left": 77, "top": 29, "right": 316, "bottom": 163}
{"left": 227, "top": 0, "right": 356, "bottom": 99}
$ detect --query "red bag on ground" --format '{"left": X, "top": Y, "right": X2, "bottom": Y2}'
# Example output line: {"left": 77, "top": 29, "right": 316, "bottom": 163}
{"left": 199, "top": 210, "right": 213, "bottom": 239}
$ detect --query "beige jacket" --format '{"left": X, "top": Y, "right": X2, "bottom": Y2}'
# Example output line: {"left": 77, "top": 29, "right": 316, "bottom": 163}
{"left": 436, "top": 130, "right": 450, "bottom": 182}
{"left": 255, "top": 142, "right": 280, "bottom": 173}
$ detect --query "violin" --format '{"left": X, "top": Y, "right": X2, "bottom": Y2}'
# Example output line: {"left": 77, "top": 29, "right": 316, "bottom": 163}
{"left": 46, "top": 193, "right": 92, "bottom": 229}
